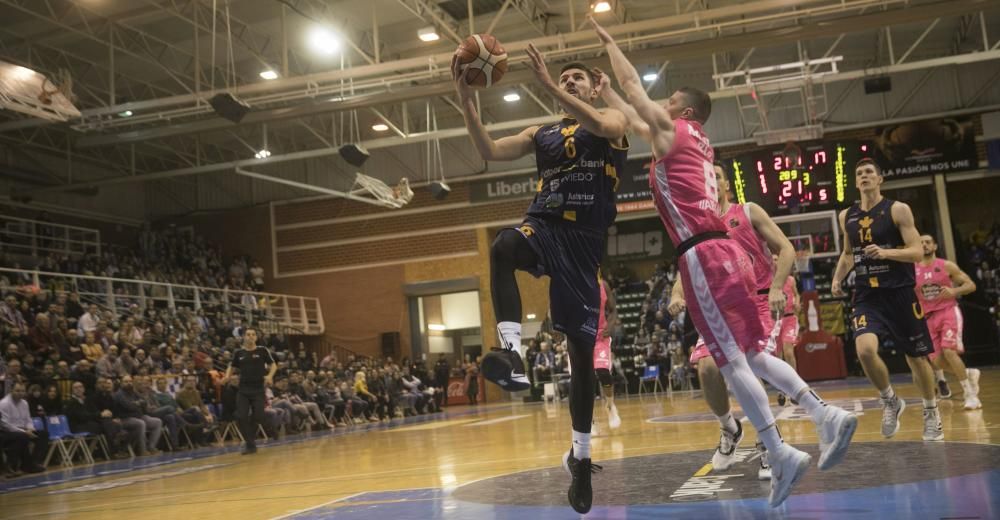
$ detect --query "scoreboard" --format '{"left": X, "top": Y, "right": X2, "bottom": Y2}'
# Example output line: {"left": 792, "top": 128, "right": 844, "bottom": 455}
{"left": 728, "top": 140, "right": 870, "bottom": 215}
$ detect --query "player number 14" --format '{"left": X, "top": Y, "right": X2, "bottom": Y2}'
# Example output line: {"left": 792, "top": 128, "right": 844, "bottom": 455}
{"left": 853, "top": 315, "right": 867, "bottom": 329}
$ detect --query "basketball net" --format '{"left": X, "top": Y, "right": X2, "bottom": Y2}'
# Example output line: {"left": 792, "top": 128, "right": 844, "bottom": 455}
{"left": 352, "top": 172, "right": 414, "bottom": 209}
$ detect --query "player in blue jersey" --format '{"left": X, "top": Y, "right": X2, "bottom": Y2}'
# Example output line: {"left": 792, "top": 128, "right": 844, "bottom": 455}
{"left": 832, "top": 158, "right": 941, "bottom": 441}
{"left": 454, "top": 44, "right": 628, "bottom": 514}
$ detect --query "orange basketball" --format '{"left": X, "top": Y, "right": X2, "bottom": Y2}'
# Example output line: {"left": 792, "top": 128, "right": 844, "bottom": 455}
{"left": 453, "top": 34, "right": 508, "bottom": 88}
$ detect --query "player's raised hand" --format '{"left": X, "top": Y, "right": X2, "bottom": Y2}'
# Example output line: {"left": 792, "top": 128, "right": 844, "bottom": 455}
{"left": 587, "top": 15, "right": 615, "bottom": 45}
{"left": 768, "top": 287, "right": 787, "bottom": 316}
{"left": 451, "top": 55, "right": 474, "bottom": 102}
{"left": 592, "top": 67, "right": 611, "bottom": 95}
{"left": 525, "top": 43, "right": 554, "bottom": 88}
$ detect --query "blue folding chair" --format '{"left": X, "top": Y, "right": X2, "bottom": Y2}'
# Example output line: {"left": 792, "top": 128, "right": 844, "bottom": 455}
{"left": 58, "top": 415, "right": 109, "bottom": 464}
{"left": 638, "top": 364, "right": 664, "bottom": 396}
{"left": 38, "top": 415, "right": 82, "bottom": 468}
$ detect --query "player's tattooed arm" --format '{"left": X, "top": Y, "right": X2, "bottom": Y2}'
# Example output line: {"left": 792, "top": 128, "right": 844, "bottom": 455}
{"left": 831, "top": 209, "right": 853, "bottom": 297}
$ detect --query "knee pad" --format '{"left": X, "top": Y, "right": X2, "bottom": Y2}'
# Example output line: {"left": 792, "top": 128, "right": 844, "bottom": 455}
{"left": 595, "top": 368, "right": 613, "bottom": 387}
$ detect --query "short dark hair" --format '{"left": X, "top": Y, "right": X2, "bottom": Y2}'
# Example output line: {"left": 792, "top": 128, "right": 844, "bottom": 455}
{"left": 559, "top": 62, "right": 595, "bottom": 85}
{"left": 855, "top": 157, "right": 882, "bottom": 175}
{"left": 677, "top": 86, "right": 712, "bottom": 124}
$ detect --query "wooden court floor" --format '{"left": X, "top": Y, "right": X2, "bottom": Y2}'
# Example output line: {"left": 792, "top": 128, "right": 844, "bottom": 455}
{"left": 1, "top": 370, "right": 998, "bottom": 519}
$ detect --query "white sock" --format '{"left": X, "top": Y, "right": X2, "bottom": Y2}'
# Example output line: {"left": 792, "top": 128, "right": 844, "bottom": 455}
{"left": 719, "top": 355, "right": 784, "bottom": 454}
{"left": 879, "top": 386, "right": 896, "bottom": 400}
{"left": 934, "top": 369, "right": 945, "bottom": 383}
{"left": 923, "top": 398, "right": 937, "bottom": 409}
{"left": 796, "top": 388, "right": 829, "bottom": 424}
{"left": 572, "top": 430, "right": 591, "bottom": 459}
{"left": 745, "top": 351, "right": 827, "bottom": 424}
{"left": 718, "top": 412, "right": 739, "bottom": 434}
{"left": 960, "top": 379, "right": 975, "bottom": 396}
{"left": 496, "top": 321, "right": 521, "bottom": 351}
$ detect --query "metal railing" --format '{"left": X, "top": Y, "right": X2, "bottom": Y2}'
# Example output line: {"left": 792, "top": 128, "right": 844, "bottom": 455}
{"left": 0, "top": 214, "right": 101, "bottom": 257}
{"left": 0, "top": 267, "right": 324, "bottom": 335}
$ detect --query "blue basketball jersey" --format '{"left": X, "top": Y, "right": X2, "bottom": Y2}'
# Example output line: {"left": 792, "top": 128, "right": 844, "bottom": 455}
{"left": 525, "top": 117, "right": 628, "bottom": 232}
{"left": 845, "top": 197, "right": 915, "bottom": 289}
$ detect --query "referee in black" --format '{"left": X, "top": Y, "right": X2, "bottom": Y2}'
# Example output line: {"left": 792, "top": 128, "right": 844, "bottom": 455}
{"left": 224, "top": 327, "right": 276, "bottom": 455}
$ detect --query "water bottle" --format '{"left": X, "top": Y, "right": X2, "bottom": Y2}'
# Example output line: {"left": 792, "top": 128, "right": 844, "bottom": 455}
{"left": 807, "top": 300, "right": 819, "bottom": 332}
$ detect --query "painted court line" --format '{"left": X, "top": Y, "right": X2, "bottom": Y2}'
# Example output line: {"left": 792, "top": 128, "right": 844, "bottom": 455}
{"left": 463, "top": 415, "right": 530, "bottom": 426}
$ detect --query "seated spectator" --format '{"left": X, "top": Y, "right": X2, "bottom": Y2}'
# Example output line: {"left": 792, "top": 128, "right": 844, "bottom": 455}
{"left": 96, "top": 345, "right": 127, "bottom": 380}
{"left": 153, "top": 377, "right": 211, "bottom": 446}
{"left": 137, "top": 376, "right": 183, "bottom": 450}
{"left": 339, "top": 380, "right": 373, "bottom": 423}
{"left": 113, "top": 375, "right": 162, "bottom": 455}
{"left": 533, "top": 342, "right": 556, "bottom": 385}
{"left": 0, "top": 294, "right": 27, "bottom": 335}
{"left": 175, "top": 376, "right": 215, "bottom": 435}
{"left": 400, "top": 367, "right": 434, "bottom": 414}
{"left": 64, "top": 381, "right": 125, "bottom": 459}
{"left": 77, "top": 304, "right": 100, "bottom": 338}
{"left": 80, "top": 330, "right": 104, "bottom": 363}
{"left": 0, "top": 382, "right": 47, "bottom": 475}
{"left": 28, "top": 313, "right": 57, "bottom": 359}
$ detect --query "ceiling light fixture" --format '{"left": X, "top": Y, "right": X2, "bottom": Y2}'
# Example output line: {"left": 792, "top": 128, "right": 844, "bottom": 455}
{"left": 503, "top": 92, "right": 521, "bottom": 102}
{"left": 372, "top": 123, "right": 389, "bottom": 132}
{"left": 254, "top": 149, "right": 271, "bottom": 159}
{"left": 259, "top": 70, "right": 279, "bottom": 80}
{"left": 309, "top": 26, "right": 341, "bottom": 55}
{"left": 118, "top": 110, "right": 133, "bottom": 117}
{"left": 418, "top": 27, "right": 440, "bottom": 42}
{"left": 593, "top": 1, "right": 612, "bottom": 13}
{"left": 642, "top": 72, "right": 658, "bottom": 82}
{"left": 427, "top": 324, "right": 446, "bottom": 331}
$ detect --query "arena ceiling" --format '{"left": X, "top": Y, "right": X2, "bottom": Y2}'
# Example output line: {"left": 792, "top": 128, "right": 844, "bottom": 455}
{"left": 0, "top": 0, "right": 998, "bottom": 221}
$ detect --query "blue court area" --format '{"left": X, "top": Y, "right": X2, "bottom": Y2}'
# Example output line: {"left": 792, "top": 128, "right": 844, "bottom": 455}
{"left": 285, "top": 469, "right": 1000, "bottom": 520}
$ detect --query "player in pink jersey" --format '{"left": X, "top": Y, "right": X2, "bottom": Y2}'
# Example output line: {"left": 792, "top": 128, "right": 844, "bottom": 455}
{"left": 916, "top": 235, "right": 981, "bottom": 409}
{"left": 590, "top": 16, "right": 855, "bottom": 507}
{"left": 593, "top": 277, "right": 622, "bottom": 429}
{"left": 672, "top": 162, "right": 797, "bottom": 480}
{"left": 773, "top": 269, "right": 801, "bottom": 407}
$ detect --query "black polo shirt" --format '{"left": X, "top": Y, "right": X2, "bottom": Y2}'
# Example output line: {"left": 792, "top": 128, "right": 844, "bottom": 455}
{"left": 231, "top": 346, "right": 275, "bottom": 392}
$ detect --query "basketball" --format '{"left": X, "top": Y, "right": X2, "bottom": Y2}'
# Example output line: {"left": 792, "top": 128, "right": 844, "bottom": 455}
{"left": 453, "top": 34, "right": 508, "bottom": 88}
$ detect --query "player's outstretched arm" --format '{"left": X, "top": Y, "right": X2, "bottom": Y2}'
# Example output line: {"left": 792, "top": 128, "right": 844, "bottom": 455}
{"left": 589, "top": 16, "right": 673, "bottom": 157}
{"left": 748, "top": 202, "right": 794, "bottom": 313}
{"left": 453, "top": 60, "right": 537, "bottom": 162}
{"left": 831, "top": 209, "right": 853, "bottom": 297}
{"left": 594, "top": 68, "right": 651, "bottom": 142}
{"left": 943, "top": 260, "right": 977, "bottom": 298}
{"left": 524, "top": 44, "right": 627, "bottom": 140}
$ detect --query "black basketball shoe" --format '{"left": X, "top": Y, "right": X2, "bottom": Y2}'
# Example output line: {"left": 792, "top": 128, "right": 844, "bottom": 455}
{"left": 562, "top": 448, "right": 601, "bottom": 514}
{"left": 481, "top": 348, "right": 531, "bottom": 392}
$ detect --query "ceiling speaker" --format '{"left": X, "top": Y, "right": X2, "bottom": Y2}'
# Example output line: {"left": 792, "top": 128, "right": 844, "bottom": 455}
{"left": 429, "top": 181, "right": 450, "bottom": 200}
{"left": 339, "top": 143, "right": 370, "bottom": 167}
{"left": 863, "top": 76, "right": 892, "bottom": 94}
{"left": 209, "top": 92, "right": 251, "bottom": 123}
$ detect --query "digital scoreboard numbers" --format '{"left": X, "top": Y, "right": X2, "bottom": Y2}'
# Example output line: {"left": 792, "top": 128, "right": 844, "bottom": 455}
{"left": 729, "top": 140, "right": 869, "bottom": 215}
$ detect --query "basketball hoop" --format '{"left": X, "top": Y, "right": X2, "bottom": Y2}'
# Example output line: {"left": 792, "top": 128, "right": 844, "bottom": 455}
{"left": 352, "top": 172, "right": 414, "bottom": 209}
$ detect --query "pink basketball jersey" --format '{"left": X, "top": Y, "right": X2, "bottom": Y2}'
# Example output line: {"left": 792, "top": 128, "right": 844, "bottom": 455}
{"left": 782, "top": 275, "right": 796, "bottom": 314}
{"left": 915, "top": 258, "right": 955, "bottom": 314}
{"left": 722, "top": 203, "right": 773, "bottom": 292}
{"left": 649, "top": 119, "right": 725, "bottom": 246}
{"left": 597, "top": 281, "right": 608, "bottom": 335}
